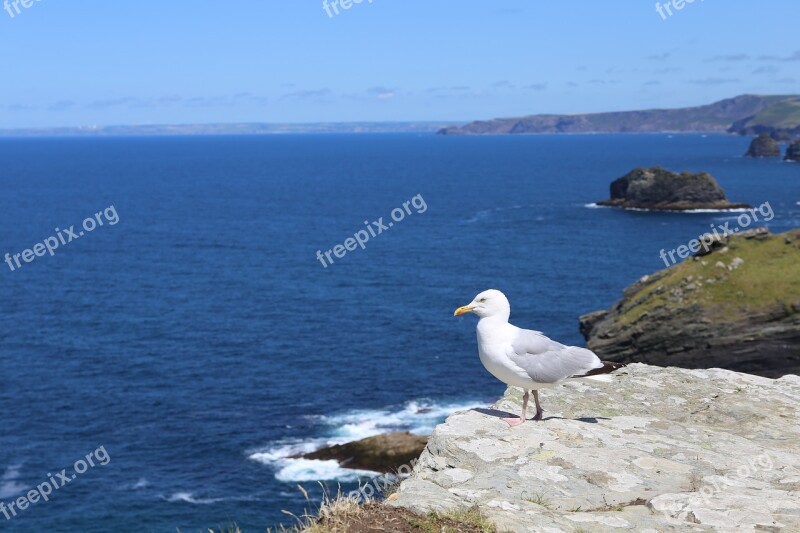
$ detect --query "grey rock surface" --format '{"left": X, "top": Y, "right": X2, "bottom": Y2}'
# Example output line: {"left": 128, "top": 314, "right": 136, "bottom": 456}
{"left": 390, "top": 364, "right": 800, "bottom": 532}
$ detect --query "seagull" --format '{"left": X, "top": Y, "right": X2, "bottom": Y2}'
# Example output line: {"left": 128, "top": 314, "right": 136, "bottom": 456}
{"left": 454, "top": 289, "right": 624, "bottom": 426}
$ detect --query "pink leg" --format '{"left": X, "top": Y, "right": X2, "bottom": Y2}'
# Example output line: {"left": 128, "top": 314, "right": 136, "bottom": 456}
{"left": 503, "top": 390, "right": 529, "bottom": 427}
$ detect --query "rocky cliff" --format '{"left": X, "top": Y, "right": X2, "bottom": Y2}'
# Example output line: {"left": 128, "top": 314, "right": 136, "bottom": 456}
{"left": 595, "top": 167, "right": 750, "bottom": 211}
{"left": 390, "top": 364, "right": 800, "bottom": 532}
{"left": 786, "top": 140, "right": 800, "bottom": 162}
{"left": 745, "top": 133, "right": 781, "bottom": 157}
{"left": 580, "top": 229, "right": 800, "bottom": 378}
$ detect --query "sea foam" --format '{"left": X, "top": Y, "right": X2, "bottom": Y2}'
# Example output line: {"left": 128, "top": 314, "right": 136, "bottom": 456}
{"left": 0, "top": 465, "right": 26, "bottom": 499}
{"left": 249, "top": 399, "right": 486, "bottom": 483}
{"left": 584, "top": 203, "right": 750, "bottom": 213}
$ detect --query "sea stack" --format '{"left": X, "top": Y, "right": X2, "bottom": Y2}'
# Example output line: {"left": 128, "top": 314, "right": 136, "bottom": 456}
{"left": 595, "top": 166, "right": 750, "bottom": 211}
{"left": 786, "top": 140, "right": 800, "bottom": 162}
{"left": 745, "top": 132, "right": 781, "bottom": 157}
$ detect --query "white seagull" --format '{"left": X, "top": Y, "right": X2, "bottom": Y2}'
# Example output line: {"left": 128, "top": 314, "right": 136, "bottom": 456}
{"left": 454, "top": 289, "right": 624, "bottom": 426}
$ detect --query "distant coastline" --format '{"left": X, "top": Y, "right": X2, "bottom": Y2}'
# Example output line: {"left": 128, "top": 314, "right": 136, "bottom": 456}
{"left": 0, "top": 121, "right": 462, "bottom": 138}
{"left": 5, "top": 93, "right": 800, "bottom": 139}
{"left": 438, "top": 94, "right": 800, "bottom": 137}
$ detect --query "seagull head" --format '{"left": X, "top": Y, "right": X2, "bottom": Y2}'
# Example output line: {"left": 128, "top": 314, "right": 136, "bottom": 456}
{"left": 454, "top": 289, "right": 510, "bottom": 320}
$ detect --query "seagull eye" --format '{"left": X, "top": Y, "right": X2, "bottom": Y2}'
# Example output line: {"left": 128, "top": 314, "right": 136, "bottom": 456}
{"left": 479, "top": 298, "right": 487, "bottom": 302}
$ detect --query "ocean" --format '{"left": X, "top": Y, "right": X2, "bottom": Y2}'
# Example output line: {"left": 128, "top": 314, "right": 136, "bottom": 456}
{"left": 1, "top": 133, "right": 798, "bottom": 532}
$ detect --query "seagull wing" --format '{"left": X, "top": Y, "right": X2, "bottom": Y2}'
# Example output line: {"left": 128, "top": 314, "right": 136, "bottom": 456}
{"left": 506, "top": 328, "right": 604, "bottom": 384}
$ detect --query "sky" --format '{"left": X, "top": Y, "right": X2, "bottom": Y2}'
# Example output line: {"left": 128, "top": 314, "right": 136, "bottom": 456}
{"left": 0, "top": 0, "right": 798, "bottom": 128}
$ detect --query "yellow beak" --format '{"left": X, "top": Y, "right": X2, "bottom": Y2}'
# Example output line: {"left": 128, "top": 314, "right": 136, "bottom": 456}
{"left": 454, "top": 305, "right": 474, "bottom": 316}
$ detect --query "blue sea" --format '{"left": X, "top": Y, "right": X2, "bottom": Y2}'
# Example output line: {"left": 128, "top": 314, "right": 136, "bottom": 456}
{"left": 1, "top": 133, "right": 798, "bottom": 532}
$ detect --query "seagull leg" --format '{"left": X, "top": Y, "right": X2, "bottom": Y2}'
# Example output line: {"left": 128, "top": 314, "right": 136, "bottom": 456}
{"left": 532, "top": 390, "right": 543, "bottom": 421}
{"left": 503, "top": 389, "right": 529, "bottom": 427}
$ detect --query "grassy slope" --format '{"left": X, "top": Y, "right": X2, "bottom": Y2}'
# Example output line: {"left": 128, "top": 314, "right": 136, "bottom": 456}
{"left": 618, "top": 230, "right": 800, "bottom": 326}
{"left": 580, "top": 96, "right": 800, "bottom": 131}
{"left": 448, "top": 95, "right": 800, "bottom": 134}
{"left": 748, "top": 99, "right": 800, "bottom": 129}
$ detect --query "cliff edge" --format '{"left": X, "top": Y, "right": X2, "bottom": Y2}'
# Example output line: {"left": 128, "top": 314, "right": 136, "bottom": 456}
{"left": 580, "top": 229, "right": 800, "bottom": 378}
{"left": 390, "top": 364, "right": 800, "bottom": 532}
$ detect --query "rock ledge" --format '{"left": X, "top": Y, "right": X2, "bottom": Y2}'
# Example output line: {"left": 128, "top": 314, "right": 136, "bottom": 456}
{"left": 391, "top": 364, "right": 800, "bottom": 532}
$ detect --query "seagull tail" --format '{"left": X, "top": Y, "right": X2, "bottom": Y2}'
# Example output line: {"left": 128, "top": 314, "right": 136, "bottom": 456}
{"left": 582, "top": 374, "right": 615, "bottom": 383}
{"left": 573, "top": 360, "right": 626, "bottom": 383}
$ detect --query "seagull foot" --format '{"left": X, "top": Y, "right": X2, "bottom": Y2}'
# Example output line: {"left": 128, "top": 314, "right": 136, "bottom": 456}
{"left": 502, "top": 417, "right": 525, "bottom": 427}
{"left": 532, "top": 410, "right": 544, "bottom": 421}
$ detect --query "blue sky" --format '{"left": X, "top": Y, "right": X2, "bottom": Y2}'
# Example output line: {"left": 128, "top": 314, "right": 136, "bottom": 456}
{"left": 1, "top": 0, "right": 798, "bottom": 128}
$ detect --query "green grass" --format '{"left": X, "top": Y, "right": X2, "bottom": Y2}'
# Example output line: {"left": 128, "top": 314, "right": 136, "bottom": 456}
{"left": 615, "top": 230, "right": 800, "bottom": 326}
{"left": 748, "top": 99, "right": 800, "bottom": 129}
{"left": 524, "top": 493, "right": 554, "bottom": 510}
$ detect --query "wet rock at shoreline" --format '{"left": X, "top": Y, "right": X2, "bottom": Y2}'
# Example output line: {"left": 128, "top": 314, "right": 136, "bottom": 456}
{"left": 298, "top": 432, "right": 427, "bottom": 473}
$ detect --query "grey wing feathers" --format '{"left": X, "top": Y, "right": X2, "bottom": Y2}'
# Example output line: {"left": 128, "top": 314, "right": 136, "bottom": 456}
{"left": 506, "top": 329, "right": 603, "bottom": 384}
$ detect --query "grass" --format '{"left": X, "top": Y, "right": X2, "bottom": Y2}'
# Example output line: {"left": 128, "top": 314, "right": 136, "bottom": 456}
{"left": 407, "top": 508, "right": 498, "bottom": 533}
{"left": 380, "top": 475, "right": 403, "bottom": 500}
{"left": 689, "top": 471, "right": 703, "bottom": 492}
{"left": 524, "top": 493, "right": 553, "bottom": 510}
{"left": 749, "top": 99, "right": 800, "bottom": 129}
{"left": 568, "top": 497, "right": 648, "bottom": 514}
{"left": 276, "top": 484, "right": 364, "bottom": 533}
{"left": 206, "top": 484, "right": 501, "bottom": 533}
{"left": 615, "top": 229, "right": 800, "bottom": 326}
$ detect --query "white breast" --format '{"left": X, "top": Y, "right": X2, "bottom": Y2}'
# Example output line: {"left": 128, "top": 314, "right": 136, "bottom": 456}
{"left": 476, "top": 319, "right": 553, "bottom": 389}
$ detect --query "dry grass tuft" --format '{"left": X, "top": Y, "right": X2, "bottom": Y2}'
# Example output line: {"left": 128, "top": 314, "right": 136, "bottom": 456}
{"left": 209, "top": 484, "right": 501, "bottom": 533}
